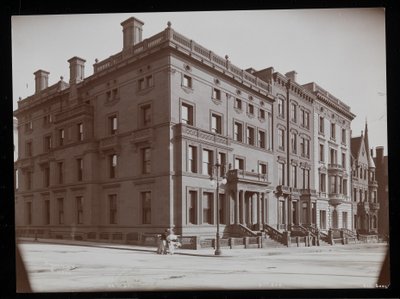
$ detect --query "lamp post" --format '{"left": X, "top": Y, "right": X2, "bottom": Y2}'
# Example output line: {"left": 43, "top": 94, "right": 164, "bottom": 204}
{"left": 210, "top": 158, "right": 227, "bottom": 256}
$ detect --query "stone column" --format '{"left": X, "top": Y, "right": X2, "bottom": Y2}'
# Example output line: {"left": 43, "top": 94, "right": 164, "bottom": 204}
{"left": 239, "top": 190, "right": 246, "bottom": 224}
{"left": 235, "top": 190, "right": 240, "bottom": 224}
{"left": 257, "top": 192, "right": 262, "bottom": 227}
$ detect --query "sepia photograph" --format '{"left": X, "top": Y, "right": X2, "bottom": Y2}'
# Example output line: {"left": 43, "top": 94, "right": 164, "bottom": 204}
{"left": 11, "top": 8, "right": 389, "bottom": 293}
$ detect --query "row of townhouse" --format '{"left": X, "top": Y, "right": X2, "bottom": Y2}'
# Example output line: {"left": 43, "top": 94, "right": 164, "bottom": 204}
{"left": 14, "top": 17, "right": 380, "bottom": 244}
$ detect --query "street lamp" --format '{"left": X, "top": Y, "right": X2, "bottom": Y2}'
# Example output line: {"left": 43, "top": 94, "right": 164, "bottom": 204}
{"left": 210, "top": 158, "right": 227, "bottom": 256}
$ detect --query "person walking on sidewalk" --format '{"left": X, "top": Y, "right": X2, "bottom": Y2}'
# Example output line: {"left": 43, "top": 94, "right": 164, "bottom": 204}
{"left": 157, "top": 229, "right": 168, "bottom": 255}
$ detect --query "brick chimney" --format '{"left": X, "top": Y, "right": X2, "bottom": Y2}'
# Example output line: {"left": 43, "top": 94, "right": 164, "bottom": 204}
{"left": 375, "top": 146, "right": 384, "bottom": 166}
{"left": 34, "top": 70, "right": 49, "bottom": 93}
{"left": 68, "top": 57, "right": 86, "bottom": 84}
{"left": 285, "top": 70, "right": 297, "bottom": 82}
{"left": 121, "top": 17, "right": 144, "bottom": 51}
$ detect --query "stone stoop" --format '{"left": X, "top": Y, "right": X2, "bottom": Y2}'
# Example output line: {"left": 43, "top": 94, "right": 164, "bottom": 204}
{"left": 262, "top": 236, "right": 285, "bottom": 248}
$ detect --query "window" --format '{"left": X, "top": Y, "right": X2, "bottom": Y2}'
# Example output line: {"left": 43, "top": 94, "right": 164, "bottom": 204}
{"left": 26, "top": 171, "right": 32, "bottom": 190}
{"left": 248, "top": 104, "right": 254, "bottom": 115}
{"left": 109, "top": 154, "right": 117, "bottom": 178}
{"left": 330, "top": 176, "right": 337, "bottom": 193}
{"left": 26, "top": 141, "right": 33, "bottom": 157}
{"left": 278, "top": 128, "right": 285, "bottom": 150}
{"left": 235, "top": 98, "right": 242, "bottom": 110}
{"left": 78, "top": 123, "right": 84, "bottom": 141}
{"left": 188, "top": 145, "right": 197, "bottom": 173}
{"left": 259, "top": 108, "right": 265, "bottom": 120}
{"left": 341, "top": 128, "right": 346, "bottom": 144}
{"left": 26, "top": 202, "right": 32, "bottom": 225}
{"left": 109, "top": 194, "right": 117, "bottom": 224}
{"left": 330, "top": 123, "right": 336, "bottom": 139}
{"left": 44, "top": 135, "right": 52, "bottom": 152}
{"left": 181, "top": 103, "right": 194, "bottom": 125}
{"left": 353, "top": 188, "right": 357, "bottom": 202}
{"left": 57, "top": 162, "right": 64, "bottom": 184}
{"left": 291, "top": 165, "right": 297, "bottom": 188}
{"left": 304, "top": 139, "right": 310, "bottom": 158}
{"left": 219, "top": 193, "right": 225, "bottom": 225}
{"left": 76, "top": 196, "right": 83, "bottom": 224}
{"left": 43, "top": 114, "right": 52, "bottom": 126}
{"left": 44, "top": 200, "right": 50, "bottom": 225}
{"left": 202, "top": 192, "right": 213, "bottom": 224}
{"left": 320, "top": 173, "right": 326, "bottom": 192}
{"left": 211, "top": 113, "right": 222, "bottom": 134}
{"left": 247, "top": 126, "right": 255, "bottom": 145}
{"left": 258, "top": 130, "right": 266, "bottom": 149}
{"left": 57, "top": 198, "right": 64, "bottom": 224}
{"left": 278, "top": 200, "right": 285, "bottom": 224}
{"left": 359, "top": 189, "right": 363, "bottom": 202}
{"left": 188, "top": 191, "right": 197, "bottom": 224}
{"left": 141, "top": 147, "right": 151, "bottom": 174}
{"left": 343, "top": 179, "right": 348, "bottom": 195}
{"left": 138, "top": 78, "right": 145, "bottom": 90}
{"left": 342, "top": 212, "right": 348, "bottom": 229}
{"left": 278, "top": 163, "right": 285, "bottom": 185}
{"left": 319, "top": 144, "right": 324, "bottom": 162}
{"left": 109, "top": 115, "right": 118, "bottom": 135}
{"left": 301, "top": 202, "right": 308, "bottom": 224}
{"left": 302, "top": 169, "right": 310, "bottom": 189}
{"left": 234, "top": 122, "right": 243, "bottom": 142}
{"left": 330, "top": 148, "right": 337, "bottom": 164}
{"left": 43, "top": 165, "right": 50, "bottom": 187}
{"left": 202, "top": 149, "right": 213, "bottom": 175}
{"left": 141, "top": 104, "right": 152, "bottom": 127}
{"left": 365, "top": 190, "right": 368, "bottom": 202}
{"left": 319, "top": 116, "right": 324, "bottom": 134}
{"left": 183, "top": 74, "right": 192, "bottom": 88}
{"left": 141, "top": 191, "right": 152, "bottom": 224}
{"left": 219, "top": 152, "right": 226, "bottom": 177}
{"left": 77, "top": 158, "right": 83, "bottom": 181}
{"left": 341, "top": 153, "right": 346, "bottom": 168}
{"left": 213, "top": 88, "right": 221, "bottom": 100}
{"left": 259, "top": 163, "right": 267, "bottom": 175}
{"left": 320, "top": 210, "right": 326, "bottom": 229}
{"left": 300, "top": 137, "right": 305, "bottom": 157}
{"left": 301, "top": 110, "right": 310, "bottom": 128}
{"left": 290, "top": 132, "right": 297, "bottom": 154}
{"left": 106, "top": 91, "right": 112, "bottom": 102}
{"left": 25, "top": 120, "right": 33, "bottom": 132}
{"left": 290, "top": 103, "right": 297, "bottom": 122}
{"left": 59, "top": 129, "right": 65, "bottom": 146}
{"left": 234, "top": 157, "right": 244, "bottom": 170}
{"left": 138, "top": 75, "right": 153, "bottom": 90}
{"left": 278, "top": 98, "right": 285, "bottom": 118}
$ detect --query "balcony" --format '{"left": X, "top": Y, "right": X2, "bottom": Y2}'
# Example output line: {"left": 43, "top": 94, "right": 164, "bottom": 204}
{"left": 328, "top": 163, "right": 343, "bottom": 175}
{"left": 99, "top": 135, "right": 120, "bottom": 153}
{"left": 276, "top": 185, "right": 291, "bottom": 196}
{"left": 54, "top": 104, "right": 94, "bottom": 124}
{"left": 369, "top": 180, "right": 378, "bottom": 187}
{"left": 227, "top": 169, "right": 270, "bottom": 186}
{"left": 328, "top": 193, "right": 349, "bottom": 205}
{"left": 357, "top": 201, "right": 370, "bottom": 212}
{"left": 300, "top": 188, "right": 317, "bottom": 196}
{"left": 370, "top": 202, "right": 380, "bottom": 210}
{"left": 176, "top": 123, "right": 229, "bottom": 146}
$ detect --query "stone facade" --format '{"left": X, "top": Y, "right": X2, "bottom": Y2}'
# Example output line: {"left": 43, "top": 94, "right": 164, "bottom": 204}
{"left": 14, "top": 17, "right": 360, "bottom": 242}
{"left": 351, "top": 123, "right": 379, "bottom": 234}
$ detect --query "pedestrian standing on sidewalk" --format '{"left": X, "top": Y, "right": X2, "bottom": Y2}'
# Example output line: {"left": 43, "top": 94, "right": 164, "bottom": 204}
{"left": 158, "top": 229, "right": 168, "bottom": 254}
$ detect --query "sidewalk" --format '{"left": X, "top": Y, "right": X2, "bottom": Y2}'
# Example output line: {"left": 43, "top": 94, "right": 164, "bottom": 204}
{"left": 17, "top": 237, "right": 388, "bottom": 258}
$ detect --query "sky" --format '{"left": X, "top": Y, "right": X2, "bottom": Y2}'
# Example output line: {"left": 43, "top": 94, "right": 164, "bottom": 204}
{"left": 11, "top": 9, "right": 387, "bottom": 154}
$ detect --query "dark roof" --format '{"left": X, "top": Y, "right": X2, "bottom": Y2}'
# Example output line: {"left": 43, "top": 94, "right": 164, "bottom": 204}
{"left": 351, "top": 136, "right": 362, "bottom": 159}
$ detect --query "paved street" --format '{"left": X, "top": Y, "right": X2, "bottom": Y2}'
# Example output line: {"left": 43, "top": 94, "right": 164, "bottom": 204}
{"left": 18, "top": 239, "right": 388, "bottom": 292}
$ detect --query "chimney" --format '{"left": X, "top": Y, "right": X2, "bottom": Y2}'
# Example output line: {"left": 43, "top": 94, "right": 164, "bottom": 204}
{"left": 34, "top": 70, "right": 50, "bottom": 93}
{"left": 375, "top": 146, "right": 384, "bottom": 166}
{"left": 121, "top": 17, "right": 144, "bottom": 51}
{"left": 68, "top": 57, "right": 86, "bottom": 84}
{"left": 285, "top": 70, "right": 297, "bottom": 82}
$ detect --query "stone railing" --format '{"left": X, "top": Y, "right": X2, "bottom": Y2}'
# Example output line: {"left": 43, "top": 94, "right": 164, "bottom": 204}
{"left": 276, "top": 185, "right": 291, "bottom": 195}
{"left": 300, "top": 188, "right": 317, "bottom": 196}
{"left": 54, "top": 104, "right": 94, "bottom": 123}
{"left": 93, "top": 26, "right": 271, "bottom": 95}
{"left": 177, "top": 123, "right": 229, "bottom": 146}
{"left": 314, "top": 83, "right": 351, "bottom": 111}
{"left": 264, "top": 224, "right": 287, "bottom": 246}
{"left": 227, "top": 169, "right": 269, "bottom": 184}
{"left": 370, "top": 202, "right": 380, "bottom": 210}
